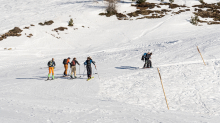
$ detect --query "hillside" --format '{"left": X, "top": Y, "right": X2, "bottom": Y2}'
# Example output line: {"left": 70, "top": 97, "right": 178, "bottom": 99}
{"left": 1, "top": 0, "right": 220, "bottom": 122}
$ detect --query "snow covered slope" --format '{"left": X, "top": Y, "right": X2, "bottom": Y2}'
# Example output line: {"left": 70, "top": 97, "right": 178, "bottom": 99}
{"left": 1, "top": 0, "right": 220, "bottom": 122}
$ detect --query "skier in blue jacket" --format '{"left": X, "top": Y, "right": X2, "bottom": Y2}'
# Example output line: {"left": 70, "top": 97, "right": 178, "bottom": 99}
{"left": 143, "top": 52, "right": 152, "bottom": 68}
{"left": 84, "top": 57, "right": 96, "bottom": 79}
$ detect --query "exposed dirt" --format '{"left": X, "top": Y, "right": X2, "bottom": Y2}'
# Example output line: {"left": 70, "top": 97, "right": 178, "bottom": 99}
{"left": 193, "top": 2, "right": 220, "bottom": 25}
{"left": 39, "top": 20, "right": 54, "bottom": 26}
{"left": 0, "top": 27, "right": 23, "bottom": 41}
{"left": 27, "top": 34, "right": 33, "bottom": 38}
{"left": 53, "top": 27, "right": 68, "bottom": 31}
{"left": 99, "top": 2, "right": 187, "bottom": 20}
{"left": 24, "top": 27, "right": 29, "bottom": 29}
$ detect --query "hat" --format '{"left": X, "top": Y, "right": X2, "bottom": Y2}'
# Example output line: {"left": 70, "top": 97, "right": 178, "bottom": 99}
{"left": 68, "top": 57, "right": 70, "bottom": 59}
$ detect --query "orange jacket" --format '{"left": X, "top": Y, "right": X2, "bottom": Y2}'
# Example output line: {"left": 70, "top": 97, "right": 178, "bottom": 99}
{"left": 67, "top": 59, "right": 70, "bottom": 64}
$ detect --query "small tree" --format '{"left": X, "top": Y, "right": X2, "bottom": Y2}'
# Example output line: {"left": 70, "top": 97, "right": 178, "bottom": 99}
{"left": 161, "top": 0, "right": 164, "bottom": 2}
{"left": 68, "top": 18, "right": 73, "bottom": 26}
{"left": 199, "top": 0, "right": 205, "bottom": 4}
{"left": 169, "top": 0, "right": 174, "bottom": 4}
{"left": 136, "top": 0, "right": 146, "bottom": 4}
{"left": 190, "top": 15, "right": 199, "bottom": 26}
{"left": 106, "top": 0, "right": 118, "bottom": 15}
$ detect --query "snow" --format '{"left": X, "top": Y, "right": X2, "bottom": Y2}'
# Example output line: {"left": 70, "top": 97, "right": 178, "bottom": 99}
{"left": 1, "top": 0, "right": 220, "bottom": 122}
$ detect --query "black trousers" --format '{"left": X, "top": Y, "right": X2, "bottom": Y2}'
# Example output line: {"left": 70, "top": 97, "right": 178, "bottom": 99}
{"left": 86, "top": 65, "right": 92, "bottom": 78}
{"left": 143, "top": 59, "right": 152, "bottom": 68}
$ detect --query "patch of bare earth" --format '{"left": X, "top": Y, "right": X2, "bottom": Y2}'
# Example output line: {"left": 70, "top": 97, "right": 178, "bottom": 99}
{"left": 39, "top": 20, "right": 54, "bottom": 26}
{"left": 0, "top": 27, "right": 23, "bottom": 41}
{"left": 53, "top": 27, "right": 68, "bottom": 32}
{"left": 99, "top": 2, "right": 188, "bottom": 20}
{"left": 193, "top": 3, "right": 220, "bottom": 25}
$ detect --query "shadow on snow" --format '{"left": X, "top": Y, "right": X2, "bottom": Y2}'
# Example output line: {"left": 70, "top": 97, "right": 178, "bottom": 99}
{"left": 115, "top": 66, "right": 139, "bottom": 70}
{"left": 16, "top": 76, "right": 86, "bottom": 80}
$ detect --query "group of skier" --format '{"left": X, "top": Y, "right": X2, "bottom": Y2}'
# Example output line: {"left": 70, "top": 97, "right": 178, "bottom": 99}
{"left": 47, "top": 52, "right": 152, "bottom": 80}
{"left": 47, "top": 56, "right": 96, "bottom": 80}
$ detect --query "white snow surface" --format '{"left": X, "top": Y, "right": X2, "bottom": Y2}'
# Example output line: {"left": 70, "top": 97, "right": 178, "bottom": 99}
{"left": 1, "top": 0, "right": 220, "bottom": 122}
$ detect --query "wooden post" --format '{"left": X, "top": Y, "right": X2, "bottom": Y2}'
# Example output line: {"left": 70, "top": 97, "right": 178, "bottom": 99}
{"left": 197, "top": 46, "right": 206, "bottom": 66}
{"left": 157, "top": 68, "right": 169, "bottom": 110}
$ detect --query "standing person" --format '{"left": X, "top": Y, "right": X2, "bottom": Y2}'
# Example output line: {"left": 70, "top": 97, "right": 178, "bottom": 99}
{"left": 70, "top": 57, "right": 80, "bottom": 79}
{"left": 63, "top": 57, "right": 71, "bottom": 76}
{"left": 84, "top": 57, "right": 96, "bottom": 80}
{"left": 146, "top": 52, "right": 153, "bottom": 68}
{"left": 47, "top": 58, "right": 56, "bottom": 80}
{"left": 143, "top": 52, "right": 153, "bottom": 68}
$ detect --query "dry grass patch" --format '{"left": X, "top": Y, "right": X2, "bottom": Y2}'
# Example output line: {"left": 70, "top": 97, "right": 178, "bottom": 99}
{"left": 0, "top": 27, "right": 23, "bottom": 41}
{"left": 39, "top": 20, "right": 54, "bottom": 26}
{"left": 53, "top": 27, "right": 68, "bottom": 31}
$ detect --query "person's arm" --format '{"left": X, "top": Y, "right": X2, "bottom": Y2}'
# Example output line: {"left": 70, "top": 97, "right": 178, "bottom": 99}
{"left": 84, "top": 61, "right": 87, "bottom": 65}
{"left": 76, "top": 60, "right": 80, "bottom": 65}
{"left": 91, "top": 60, "right": 96, "bottom": 68}
{"left": 54, "top": 61, "right": 56, "bottom": 66}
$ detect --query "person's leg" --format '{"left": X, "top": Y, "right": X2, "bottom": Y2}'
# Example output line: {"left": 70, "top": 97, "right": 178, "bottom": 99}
{"left": 86, "top": 66, "right": 90, "bottom": 78}
{"left": 52, "top": 67, "right": 54, "bottom": 79}
{"left": 73, "top": 66, "right": 76, "bottom": 77}
{"left": 88, "top": 66, "right": 92, "bottom": 78}
{"left": 65, "top": 64, "right": 68, "bottom": 75}
{"left": 147, "top": 60, "right": 150, "bottom": 68}
{"left": 143, "top": 60, "right": 147, "bottom": 68}
{"left": 48, "top": 67, "right": 51, "bottom": 79}
{"left": 149, "top": 60, "right": 152, "bottom": 68}
{"left": 71, "top": 66, "right": 74, "bottom": 77}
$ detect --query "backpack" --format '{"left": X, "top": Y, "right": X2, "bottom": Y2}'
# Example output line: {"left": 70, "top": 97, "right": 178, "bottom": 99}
{"left": 63, "top": 59, "right": 67, "bottom": 64}
{"left": 71, "top": 60, "right": 76, "bottom": 66}
{"left": 48, "top": 60, "right": 53, "bottom": 67}
{"left": 141, "top": 53, "right": 147, "bottom": 60}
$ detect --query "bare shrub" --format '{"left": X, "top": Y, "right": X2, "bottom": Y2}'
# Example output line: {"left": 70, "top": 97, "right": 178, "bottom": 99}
{"left": 136, "top": 0, "right": 146, "bottom": 4}
{"left": 169, "top": 0, "right": 174, "bottom": 4}
{"left": 106, "top": 0, "right": 118, "bottom": 15}
{"left": 199, "top": 0, "right": 205, "bottom": 5}
{"left": 190, "top": 15, "right": 199, "bottom": 26}
{"left": 68, "top": 18, "right": 74, "bottom": 26}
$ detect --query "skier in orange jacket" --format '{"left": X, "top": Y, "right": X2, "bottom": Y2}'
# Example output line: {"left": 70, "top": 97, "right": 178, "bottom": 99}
{"left": 63, "top": 57, "right": 70, "bottom": 76}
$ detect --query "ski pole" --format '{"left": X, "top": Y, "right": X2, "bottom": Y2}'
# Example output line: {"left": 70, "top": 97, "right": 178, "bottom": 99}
{"left": 95, "top": 67, "right": 100, "bottom": 80}
{"left": 79, "top": 65, "right": 81, "bottom": 77}
{"left": 83, "top": 65, "right": 86, "bottom": 77}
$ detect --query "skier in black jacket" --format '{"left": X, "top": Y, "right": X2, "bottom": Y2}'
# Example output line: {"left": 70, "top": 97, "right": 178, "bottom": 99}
{"left": 84, "top": 57, "right": 96, "bottom": 79}
{"left": 143, "top": 52, "right": 152, "bottom": 68}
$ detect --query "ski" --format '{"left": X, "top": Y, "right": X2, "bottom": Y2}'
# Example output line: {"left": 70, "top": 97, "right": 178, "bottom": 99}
{"left": 87, "top": 77, "right": 94, "bottom": 81}
{"left": 68, "top": 76, "right": 81, "bottom": 80}
{"left": 61, "top": 75, "right": 70, "bottom": 77}
{"left": 45, "top": 79, "right": 55, "bottom": 81}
